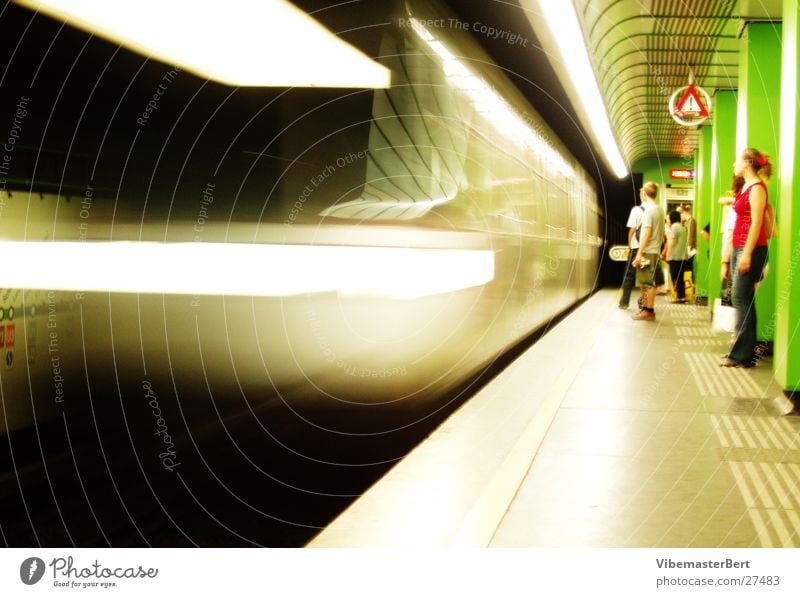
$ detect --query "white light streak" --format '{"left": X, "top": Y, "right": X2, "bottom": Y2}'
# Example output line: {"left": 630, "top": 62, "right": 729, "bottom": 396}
{"left": 0, "top": 241, "right": 494, "bottom": 300}
{"left": 16, "top": 0, "right": 391, "bottom": 88}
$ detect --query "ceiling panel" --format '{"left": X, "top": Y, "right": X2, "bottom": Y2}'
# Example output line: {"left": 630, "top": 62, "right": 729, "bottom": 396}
{"left": 573, "top": 0, "right": 765, "bottom": 166}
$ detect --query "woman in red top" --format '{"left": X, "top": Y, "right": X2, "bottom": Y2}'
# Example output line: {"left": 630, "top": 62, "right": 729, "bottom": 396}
{"left": 721, "top": 147, "right": 772, "bottom": 367}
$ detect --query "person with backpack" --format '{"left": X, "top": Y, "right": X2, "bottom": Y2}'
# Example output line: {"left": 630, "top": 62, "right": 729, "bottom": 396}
{"left": 720, "top": 147, "right": 773, "bottom": 367}
{"left": 631, "top": 182, "right": 665, "bottom": 321}
{"left": 618, "top": 195, "right": 644, "bottom": 309}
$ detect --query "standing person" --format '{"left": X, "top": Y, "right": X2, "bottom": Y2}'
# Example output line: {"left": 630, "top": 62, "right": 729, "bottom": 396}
{"left": 720, "top": 148, "right": 772, "bottom": 367}
{"left": 662, "top": 210, "right": 688, "bottom": 303}
{"left": 618, "top": 196, "right": 644, "bottom": 309}
{"left": 700, "top": 223, "right": 710, "bottom": 247}
{"left": 632, "top": 182, "right": 665, "bottom": 321}
{"left": 682, "top": 203, "right": 697, "bottom": 273}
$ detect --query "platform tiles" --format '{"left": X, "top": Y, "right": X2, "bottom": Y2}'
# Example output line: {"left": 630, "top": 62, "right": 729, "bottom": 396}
{"left": 308, "top": 290, "right": 799, "bottom": 548}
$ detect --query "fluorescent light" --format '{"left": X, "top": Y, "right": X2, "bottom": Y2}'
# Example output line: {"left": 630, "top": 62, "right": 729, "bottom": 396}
{"left": 15, "top": 0, "right": 391, "bottom": 88}
{"left": 525, "top": 1, "right": 628, "bottom": 178}
{"left": 0, "top": 241, "right": 494, "bottom": 300}
{"left": 409, "top": 19, "right": 574, "bottom": 178}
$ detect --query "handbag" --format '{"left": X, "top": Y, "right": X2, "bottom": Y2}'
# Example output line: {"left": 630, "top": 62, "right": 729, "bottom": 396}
{"left": 711, "top": 298, "right": 737, "bottom": 333}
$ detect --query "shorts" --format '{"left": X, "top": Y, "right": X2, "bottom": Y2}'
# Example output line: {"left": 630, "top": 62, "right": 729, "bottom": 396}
{"left": 635, "top": 253, "right": 660, "bottom": 287}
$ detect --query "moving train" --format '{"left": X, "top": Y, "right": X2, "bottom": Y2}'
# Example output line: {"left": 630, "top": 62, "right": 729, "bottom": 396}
{"left": 0, "top": 0, "right": 601, "bottom": 487}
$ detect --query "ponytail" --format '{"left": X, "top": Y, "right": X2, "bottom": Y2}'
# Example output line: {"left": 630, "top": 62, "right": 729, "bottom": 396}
{"left": 742, "top": 147, "right": 773, "bottom": 180}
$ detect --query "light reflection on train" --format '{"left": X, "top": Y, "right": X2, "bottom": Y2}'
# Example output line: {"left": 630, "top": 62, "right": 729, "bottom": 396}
{"left": 0, "top": 0, "right": 601, "bottom": 456}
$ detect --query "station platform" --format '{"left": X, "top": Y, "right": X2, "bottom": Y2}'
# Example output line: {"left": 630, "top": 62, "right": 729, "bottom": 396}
{"left": 309, "top": 289, "right": 800, "bottom": 548}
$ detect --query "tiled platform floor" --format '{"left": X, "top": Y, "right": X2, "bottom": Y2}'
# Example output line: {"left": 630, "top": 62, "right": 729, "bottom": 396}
{"left": 310, "top": 290, "right": 800, "bottom": 548}
{"left": 492, "top": 292, "right": 799, "bottom": 547}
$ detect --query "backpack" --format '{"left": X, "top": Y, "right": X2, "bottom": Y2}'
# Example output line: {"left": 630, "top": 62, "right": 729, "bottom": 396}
{"left": 634, "top": 205, "right": 645, "bottom": 242}
{"left": 764, "top": 201, "right": 777, "bottom": 239}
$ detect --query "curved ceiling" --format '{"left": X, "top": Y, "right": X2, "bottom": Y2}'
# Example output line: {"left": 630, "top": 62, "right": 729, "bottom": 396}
{"left": 574, "top": 0, "right": 781, "bottom": 167}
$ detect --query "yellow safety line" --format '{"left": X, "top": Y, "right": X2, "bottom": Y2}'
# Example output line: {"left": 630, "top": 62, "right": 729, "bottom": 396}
{"left": 450, "top": 295, "right": 614, "bottom": 547}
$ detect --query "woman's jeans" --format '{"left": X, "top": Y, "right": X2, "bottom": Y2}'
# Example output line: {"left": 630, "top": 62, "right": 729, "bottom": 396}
{"left": 729, "top": 246, "right": 768, "bottom": 364}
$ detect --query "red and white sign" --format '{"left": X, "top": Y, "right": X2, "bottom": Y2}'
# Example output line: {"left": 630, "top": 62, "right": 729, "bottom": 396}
{"left": 669, "top": 84, "right": 712, "bottom": 126}
{"left": 669, "top": 168, "right": 694, "bottom": 180}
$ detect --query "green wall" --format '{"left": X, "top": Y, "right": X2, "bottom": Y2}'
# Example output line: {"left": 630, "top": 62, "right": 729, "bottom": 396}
{"left": 695, "top": 126, "right": 714, "bottom": 297}
{"left": 776, "top": 0, "right": 800, "bottom": 392}
{"left": 708, "top": 90, "right": 739, "bottom": 309}
{"left": 738, "top": 22, "right": 782, "bottom": 341}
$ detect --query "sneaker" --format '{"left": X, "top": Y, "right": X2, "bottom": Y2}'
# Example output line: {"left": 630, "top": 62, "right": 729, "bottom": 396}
{"left": 632, "top": 310, "right": 656, "bottom": 321}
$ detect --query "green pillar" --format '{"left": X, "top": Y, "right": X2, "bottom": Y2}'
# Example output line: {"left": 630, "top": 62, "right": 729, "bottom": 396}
{"left": 694, "top": 126, "right": 713, "bottom": 297}
{"left": 708, "top": 90, "right": 738, "bottom": 309}
{"left": 777, "top": 0, "right": 800, "bottom": 392}
{"left": 738, "top": 22, "right": 782, "bottom": 342}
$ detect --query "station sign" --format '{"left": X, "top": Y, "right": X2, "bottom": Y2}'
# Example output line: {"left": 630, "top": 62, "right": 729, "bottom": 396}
{"left": 669, "top": 168, "right": 694, "bottom": 180}
{"left": 669, "top": 84, "right": 711, "bottom": 126}
{"left": 608, "top": 245, "right": 630, "bottom": 262}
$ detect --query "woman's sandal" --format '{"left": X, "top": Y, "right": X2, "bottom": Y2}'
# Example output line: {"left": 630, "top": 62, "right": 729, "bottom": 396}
{"left": 720, "top": 358, "right": 754, "bottom": 368}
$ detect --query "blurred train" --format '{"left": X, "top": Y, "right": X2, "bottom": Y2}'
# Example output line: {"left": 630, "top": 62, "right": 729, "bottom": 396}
{"left": 0, "top": 0, "right": 601, "bottom": 465}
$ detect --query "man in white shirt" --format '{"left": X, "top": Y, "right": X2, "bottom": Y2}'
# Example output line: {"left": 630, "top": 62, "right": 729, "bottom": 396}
{"left": 618, "top": 198, "right": 644, "bottom": 308}
{"left": 632, "top": 182, "right": 665, "bottom": 321}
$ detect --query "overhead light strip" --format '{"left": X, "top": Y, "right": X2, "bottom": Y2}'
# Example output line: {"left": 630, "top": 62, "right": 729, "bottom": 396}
{"left": 15, "top": 0, "right": 391, "bottom": 88}
{"left": 527, "top": 1, "right": 628, "bottom": 178}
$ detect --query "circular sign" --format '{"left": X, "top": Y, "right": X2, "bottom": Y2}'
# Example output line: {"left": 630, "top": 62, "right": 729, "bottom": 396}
{"left": 669, "top": 84, "right": 712, "bottom": 126}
